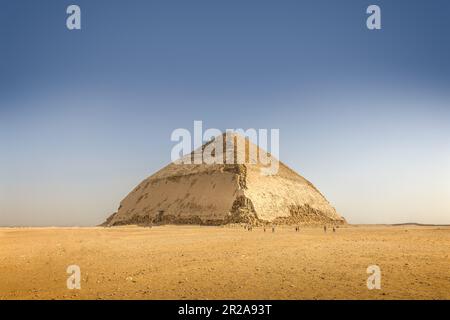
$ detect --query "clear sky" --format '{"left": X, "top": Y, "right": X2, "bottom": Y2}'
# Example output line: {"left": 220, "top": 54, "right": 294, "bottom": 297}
{"left": 1, "top": 0, "right": 449, "bottom": 226}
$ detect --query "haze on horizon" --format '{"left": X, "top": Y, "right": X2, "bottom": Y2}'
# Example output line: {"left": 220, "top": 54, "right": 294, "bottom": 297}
{"left": 1, "top": 0, "right": 449, "bottom": 226}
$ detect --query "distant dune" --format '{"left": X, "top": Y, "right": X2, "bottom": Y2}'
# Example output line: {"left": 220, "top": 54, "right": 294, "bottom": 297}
{"left": 390, "top": 223, "right": 450, "bottom": 227}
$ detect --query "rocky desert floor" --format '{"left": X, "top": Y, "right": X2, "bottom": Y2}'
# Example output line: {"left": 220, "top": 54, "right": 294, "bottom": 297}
{"left": 0, "top": 225, "right": 449, "bottom": 300}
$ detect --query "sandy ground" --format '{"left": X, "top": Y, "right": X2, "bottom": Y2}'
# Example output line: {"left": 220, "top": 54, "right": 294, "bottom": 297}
{"left": 0, "top": 225, "right": 449, "bottom": 300}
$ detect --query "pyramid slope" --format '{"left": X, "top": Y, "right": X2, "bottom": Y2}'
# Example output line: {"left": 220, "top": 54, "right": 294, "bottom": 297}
{"left": 103, "top": 133, "right": 345, "bottom": 226}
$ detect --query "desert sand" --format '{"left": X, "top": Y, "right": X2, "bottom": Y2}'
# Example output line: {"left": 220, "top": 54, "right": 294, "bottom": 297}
{"left": 0, "top": 225, "right": 449, "bottom": 300}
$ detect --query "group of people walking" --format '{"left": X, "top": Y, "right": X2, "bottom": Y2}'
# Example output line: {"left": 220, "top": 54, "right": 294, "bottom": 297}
{"left": 244, "top": 224, "right": 337, "bottom": 233}
{"left": 323, "top": 225, "right": 337, "bottom": 233}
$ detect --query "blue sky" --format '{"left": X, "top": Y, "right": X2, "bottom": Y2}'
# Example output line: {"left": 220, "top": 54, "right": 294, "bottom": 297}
{"left": 1, "top": 0, "right": 449, "bottom": 226}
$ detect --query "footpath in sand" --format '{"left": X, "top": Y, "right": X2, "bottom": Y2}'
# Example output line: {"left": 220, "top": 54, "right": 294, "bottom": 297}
{"left": 0, "top": 225, "right": 449, "bottom": 299}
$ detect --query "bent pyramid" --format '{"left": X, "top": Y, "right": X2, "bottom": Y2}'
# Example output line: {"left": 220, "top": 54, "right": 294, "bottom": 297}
{"left": 103, "top": 133, "right": 345, "bottom": 226}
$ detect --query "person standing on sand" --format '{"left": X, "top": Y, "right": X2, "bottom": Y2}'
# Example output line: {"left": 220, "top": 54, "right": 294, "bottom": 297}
{"left": 333, "top": 226, "right": 336, "bottom": 233}
{"left": 148, "top": 213, "right": 152, "bottom": 228}
{"left": 324, "top": 225, "right": 327, "bottom": 233}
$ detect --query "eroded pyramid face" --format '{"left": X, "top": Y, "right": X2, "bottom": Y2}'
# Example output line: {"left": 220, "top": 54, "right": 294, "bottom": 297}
{"left": 173, "top": 132, "right": 279, "bottom": 176}
{"left": 103, "top": 133, "right": 345, "bottom": 226}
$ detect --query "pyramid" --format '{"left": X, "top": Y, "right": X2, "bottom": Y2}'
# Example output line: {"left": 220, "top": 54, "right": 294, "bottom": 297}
{"left": 103, "top": 133, "right": 346, "bottom": 226}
